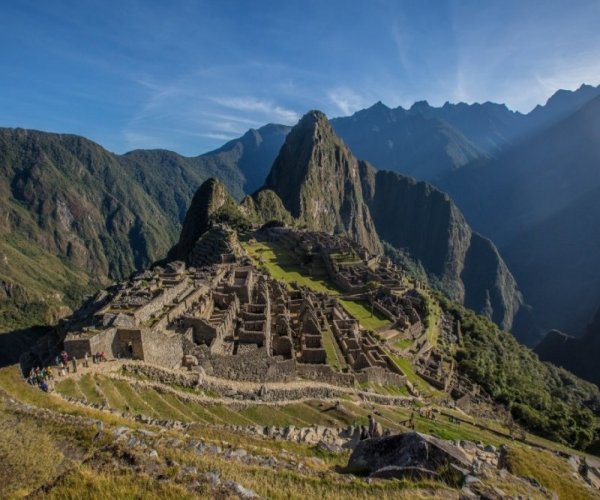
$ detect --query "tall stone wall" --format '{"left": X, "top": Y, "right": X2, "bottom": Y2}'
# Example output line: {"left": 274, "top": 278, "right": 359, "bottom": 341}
{"left": 64, "top": 328, "right": 118, "bottom": 359}
{"left": 141, "top": 329, "right": 184, "bottom": 369}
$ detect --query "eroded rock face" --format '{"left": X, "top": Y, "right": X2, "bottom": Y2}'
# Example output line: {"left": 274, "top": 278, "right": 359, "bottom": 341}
{"left": 347, "top": 431, "right": 469, "bottom": 476}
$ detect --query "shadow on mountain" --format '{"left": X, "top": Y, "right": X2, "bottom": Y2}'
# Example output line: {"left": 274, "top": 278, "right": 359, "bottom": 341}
{"left": 0, "top": 325, "right": 52, "bottom": 368}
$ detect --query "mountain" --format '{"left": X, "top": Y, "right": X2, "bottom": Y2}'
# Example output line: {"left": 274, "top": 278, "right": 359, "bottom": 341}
{"left": 258, "top": 111, "right": 531, "bottom": 339}
{"left": 358, "top": 165, "right": 533, "bottom": 340}
{"left": 330, "top": 102, "right": 485, "bottom": 180}
{"left": 329, "top": 84, "right": 600, "bottom": 185}
{"left": 199, "top": 124, "right": 291, "bottom": 195}
{"left": 536, "top": 305, "right": 600, "bottom": 386}
{"left": 0, "top": 128, "right": 245, "bottom": 333}
{"left": 439, "top": 94, "right": 600, "bottom": 333}
{"left": 261, "top": 111, "right": 382, "bottom": 254}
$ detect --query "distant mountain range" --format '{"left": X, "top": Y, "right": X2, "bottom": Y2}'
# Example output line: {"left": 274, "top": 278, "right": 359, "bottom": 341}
{"left": 2, "top": 84, "right": 600, "bottom": 357}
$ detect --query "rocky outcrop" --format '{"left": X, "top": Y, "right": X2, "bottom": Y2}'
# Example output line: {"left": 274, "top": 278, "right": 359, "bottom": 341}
{"left": 359, "top": 163, "right": 531, "bottom": 339}
{"left": 348, "top": 432, "right": 470, "bottom": 480}
{"left": 169, "top": 178, "right": 246, "bottom": 261}
{"left": 261, "top": 111, "right": 382, "bottom": 254}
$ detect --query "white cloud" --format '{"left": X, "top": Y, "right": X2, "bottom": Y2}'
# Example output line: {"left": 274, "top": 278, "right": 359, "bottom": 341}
{"left": 327, "top": 87, "right": 368, "bottom": 116}
{"left": 212, "top": 96, "right": 299, "bottom": 124}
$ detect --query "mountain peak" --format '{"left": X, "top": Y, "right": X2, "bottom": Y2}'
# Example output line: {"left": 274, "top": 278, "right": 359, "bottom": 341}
{"left": 262, "top": 112, "right": 382, "bottom": 253}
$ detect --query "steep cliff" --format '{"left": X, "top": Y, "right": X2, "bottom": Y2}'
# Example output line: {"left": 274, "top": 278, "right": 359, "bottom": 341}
{"left": 261, "top": 111, "right": 382, "bottom": 254}
{"left": 359, "top": 163, "right": 532, "bottom": 340}
{"left": 169, "top": 178, "right": 246, "bottom": 262}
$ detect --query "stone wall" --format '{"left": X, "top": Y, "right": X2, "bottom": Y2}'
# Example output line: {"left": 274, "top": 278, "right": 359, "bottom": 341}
{"left": 296, "top": 363, "right": 355, "bottom": 387}
{"left": 140, "top": 328, "right": 184, "bottom": 369}
{"left": 354, "top": 366, "right": 406, "bottom": 386}
{"left": 133, "top": 279, "right": 190, "bottom": 324}
{"left": 208, "top": 348, "right": 296, "bottom": 382}
{"left": 64, "top": 328, "right": 118, "bottom": 359}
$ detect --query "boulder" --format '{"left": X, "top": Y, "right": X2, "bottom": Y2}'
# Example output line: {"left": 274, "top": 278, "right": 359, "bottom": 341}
{"left": 183, "top": 354, "right": 198, "bottom": 367}
{"left": 347, "top": 431, "right": 470, "bottom": 478}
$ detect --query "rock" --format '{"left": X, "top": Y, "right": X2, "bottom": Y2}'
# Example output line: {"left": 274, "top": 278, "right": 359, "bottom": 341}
{"left": 230, "top": 448, "right": 248, "bottom": 459}
{"left": 484, "top": 444, "right": 496, "bottom": 453}
{"left": 181, "top": 465, "right": 198, "bottom": 476}
{"left": 347, "top": 432, "right": 470, "bottom": 479}
{"left": 497, "top": 445, "right": 509, "bottom": 470}
{"left": 223, "top": 480, "right": 258, "bottom": 498}
{"left": 459, "top": 487, "right": 478, "bottom": 499}
{"left": 522, "top": 476, "right": 541, "bottom": 488}
{"left": 316, "top": 440, "right": 344, "bottom": 454}
{"left": 112, "top": 426, "right": 129, "bottom": 438}
{"left": 199, "top": 471, "right": 220, "bottom": 487}
{"left": 259, "top": 384, "right": 268, "bottom": 397}
{"left": 183, "top": 354, "right": 198, "bottom": 367}
{"left": 370, "top": 465, "right": 440, "bottom": 481}
{"left": 148, "top": 449, "right": 159, "bottom": 459}
{"left": 464, "top": 475, "right": 481, "bottom": 485}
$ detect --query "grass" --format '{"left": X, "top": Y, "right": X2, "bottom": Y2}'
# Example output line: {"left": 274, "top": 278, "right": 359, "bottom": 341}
{"left": 42, "top": 465, "right": 197, "bottom": 500}
{"left": 55, "top": 377, "right": 85, "bottom": 400}
{"left": 338, "top": 299, "right": 391, "bottom": 330}
{"left": 393, "top": 338, "right": 414, "bottom": 350}
{"left": 243, "top": 241, "right": 339, "bottom": 294}
{"left": 321, "top": 326, "right": 346, "bottom": 371}
{"left": 385, "top": 351, "right": 443, "bottom": 397}
{"left": 506, "top": 446, "right": 595, "bottom": 500}
{"left": 77, "top": 374, "right": 106, "bottom": 405}
{"left": 243, "top": 240, "right": 391, "bottom": 331}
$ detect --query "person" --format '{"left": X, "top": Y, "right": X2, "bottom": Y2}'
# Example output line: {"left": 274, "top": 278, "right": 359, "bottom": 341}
{"left": 127, "top": 341, "right": 133, "bottom": 358}
{"left": 359, "top": 425, "right": 370, "bottom": 440}
{"left": 84, "top": 352, "right": 89, "bottom": 368}
{"left": 55, "top": 355, "right": 61, "bottom": 367}
{"left": 72, "top": 355, "right": 77, "bottom": 373}
{"left": 368, "top": 414, "right": 383, "bottom": 438}
{"left": 409, "top": 411, "right": 415, "bottom": 430}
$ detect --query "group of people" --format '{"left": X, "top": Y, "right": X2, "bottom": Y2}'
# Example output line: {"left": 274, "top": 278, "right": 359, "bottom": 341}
{"left": 24, "top": 349, "right": 108, "bottom": 392}
{"left": 26, "top": 366, "right": 54, "bottom": 392}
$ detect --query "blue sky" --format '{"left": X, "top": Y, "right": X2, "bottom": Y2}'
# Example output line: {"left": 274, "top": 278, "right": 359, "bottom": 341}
{"left": 2, "top": 0, "right": 600, "bottom": 155}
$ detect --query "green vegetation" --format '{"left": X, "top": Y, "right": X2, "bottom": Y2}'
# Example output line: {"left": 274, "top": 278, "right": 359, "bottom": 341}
{"left": 243, "top": 240, "right": 391, "bottom": 331}
{"left": 506, "top": 446, "right": 593, "bottom": 500}
{"left": 321, "top": 327, "right": 346, "bottom": 371}
{"left": 339, "top": 299, "right": 390, "bottom": 331}
{"left": 243, "top": 240, "right": 338, "bottom": 294}
{"left": 438, "top": 294, "right": 600, "bottom": 450}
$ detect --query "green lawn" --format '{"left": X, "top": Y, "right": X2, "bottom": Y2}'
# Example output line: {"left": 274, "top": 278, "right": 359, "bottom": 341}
{"left": 321, "top": 327, "right": 346, "bottom": 371}
{"left": 243, "top": 241, "right": 339, "bottom": 294}
{"left": 339, "top": 299, "right": 391, "bottom": 331}
{"left": 243, "top": 241, "right": 391, "bottom": 331}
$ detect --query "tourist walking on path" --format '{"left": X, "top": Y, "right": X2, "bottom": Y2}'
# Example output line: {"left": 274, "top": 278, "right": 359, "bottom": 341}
{"left": 72, "top": 356, "right": 77, "bottom": 374}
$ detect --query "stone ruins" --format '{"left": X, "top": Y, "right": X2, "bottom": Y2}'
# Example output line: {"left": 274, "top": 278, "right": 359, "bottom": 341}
{"left": 63, "top": 227, "right": 432, "bottom": 391}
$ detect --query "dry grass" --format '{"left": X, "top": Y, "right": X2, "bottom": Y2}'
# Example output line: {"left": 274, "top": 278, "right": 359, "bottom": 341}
{"left": 506, "top": 446, "right": 598, "bottom": 500}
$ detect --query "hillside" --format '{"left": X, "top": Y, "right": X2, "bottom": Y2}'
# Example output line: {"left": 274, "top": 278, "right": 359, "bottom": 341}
{"left": 440, "top": 95, "right": 600, "bottom": 334}
{"left": 536, "top": 306, "right": 600, "bottom": 387}
{"left": 330, "top": 102, "right": 485, "bottom": 180}
{"left": 0, "top": 128, "right": 246, "bottom": 335}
